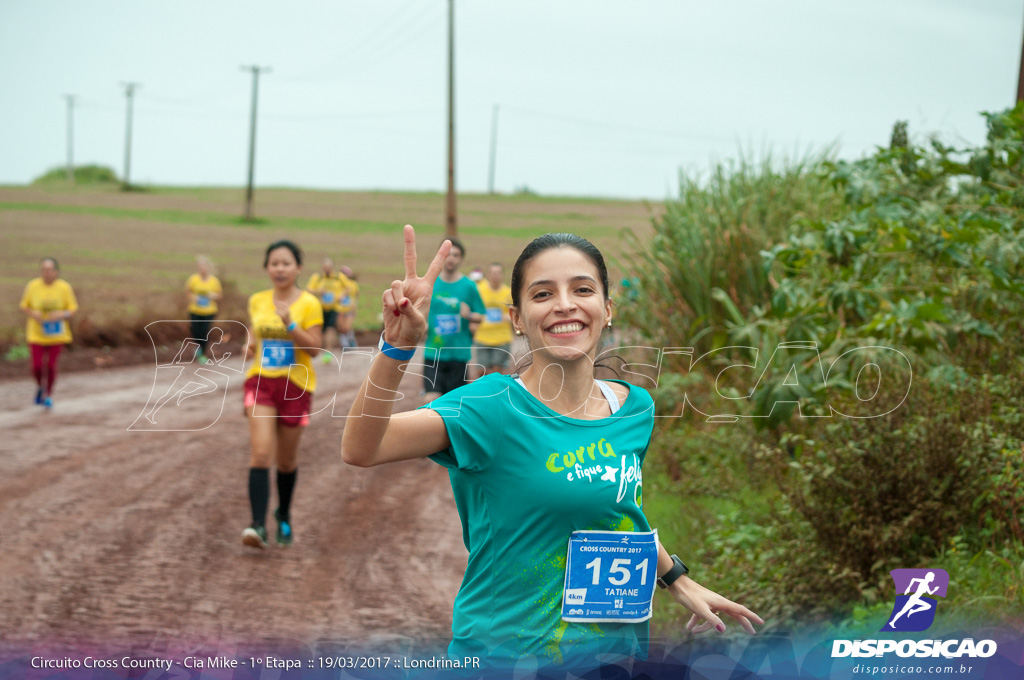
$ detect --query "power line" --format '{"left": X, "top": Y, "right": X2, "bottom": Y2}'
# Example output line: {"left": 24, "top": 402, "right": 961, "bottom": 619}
{"left": 260, "top": 107, "right": 442, "bottom": 122}
{"left": 277, "top": 1, "right": 439, "bottom": 83}
{"left": 276, "top": 0, "right": 420, "bottom": 81}
{"left": 141, "top": 74, "right": 242, "bottom": 105}
{"left": 328, "top": 12, "right": 445, "bottom": 81}
{"left": 329, "top": 6, "right": 444, "bottom": 79}
{"left": 501, "top": 104, "right": 738, "bottom": 144}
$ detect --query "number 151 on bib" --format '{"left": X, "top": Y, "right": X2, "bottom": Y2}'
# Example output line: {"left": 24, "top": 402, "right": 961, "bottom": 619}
{"left": 561, "top": 529, "right": 658, "bottom": 623}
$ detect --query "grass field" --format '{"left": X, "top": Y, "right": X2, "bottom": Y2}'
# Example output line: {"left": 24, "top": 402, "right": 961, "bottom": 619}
{"left": 0, "top": 184, "right": 660, "bottom": 345}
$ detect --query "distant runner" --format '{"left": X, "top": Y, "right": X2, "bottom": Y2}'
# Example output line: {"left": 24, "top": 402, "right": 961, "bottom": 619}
{"left": 306, "top": 257, "right": 345, "bottom": 363}
{"left": 421, "top": 238, "right": 485, "bottom": 397}
{"left": 185, "top": 255, "right": 222, "bottom": 363}
{"left": 472, "top": 262, "right": 514, "bottom": 377}
{"left": 337, "top": 265, "right": 359, "bottom": 349}
{"left": 20, "top": 257, "right": 78, "bottom": 409}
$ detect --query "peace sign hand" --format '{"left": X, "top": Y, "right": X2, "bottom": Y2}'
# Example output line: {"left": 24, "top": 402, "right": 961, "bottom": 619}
{"left": 382, "top": 225, "right": 450, "bottom": 349}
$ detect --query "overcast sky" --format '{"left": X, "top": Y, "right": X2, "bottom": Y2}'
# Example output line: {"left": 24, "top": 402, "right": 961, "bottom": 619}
{"left": 1, "top": 0, "right": 1021, "bottom": 199}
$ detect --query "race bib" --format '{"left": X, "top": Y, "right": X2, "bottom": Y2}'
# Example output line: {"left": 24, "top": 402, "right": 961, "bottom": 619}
{"left": 322, "top": 292, "right": 335, "bottom": 304}
{"left": 196, "top": 295, "right": 210, "bottom": 307}
{"left": 42, "top": 320, "right": 64, "bottom": 336}
{"left": 561, "top": 530, "right": 658, "bottom": 623}
{"left": 435, "top": 314, "right": 460, "bottom": 336}
{"left": 261, "top": 339, "right": 295, "bottom": 369}
{"left": 485, "top": 307, "right": 504, "bottom": 323}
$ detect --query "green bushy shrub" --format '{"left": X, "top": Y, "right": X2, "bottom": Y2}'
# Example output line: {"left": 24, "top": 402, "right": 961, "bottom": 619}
{"left": 33, "top": 164, "right": 120, "bottom": 184}
{"left": 775, "top": 379, "right": 987, "bottom": 578}
{"left": 730, "top": 365, "right": 1024, "bottom": 621}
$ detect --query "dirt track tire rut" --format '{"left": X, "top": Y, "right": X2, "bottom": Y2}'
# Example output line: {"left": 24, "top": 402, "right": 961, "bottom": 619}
{"left": 0, "top": 360, "right": 465, "bottom": 652}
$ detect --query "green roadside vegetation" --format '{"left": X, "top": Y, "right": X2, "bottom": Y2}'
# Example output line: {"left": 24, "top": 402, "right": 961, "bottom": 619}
{"left": 636, "top": 105, "right": 1024, "bottom": 636}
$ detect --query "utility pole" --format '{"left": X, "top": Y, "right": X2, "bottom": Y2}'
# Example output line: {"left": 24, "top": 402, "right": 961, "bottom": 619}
{"left": 242, "top": 65, "right": 271, "bottom": 221}
{"left": 445, "top": 0, "right": 457, "bottom": 238}
{"left": 62, "top": 94, "right": 76, "bottom": 184}
{"left": 1017, "top": 14, "right": 1024, "bottom": 103}
{"left": 120, "top": 82, "right": 140, "bottom": 189}
{"left": 487, "top": 104, "right": 499, "bottom": 195}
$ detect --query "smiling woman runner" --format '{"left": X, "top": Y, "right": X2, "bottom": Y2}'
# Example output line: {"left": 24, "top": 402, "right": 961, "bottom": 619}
{"left": 342, "top": 227, "right": 762, "bottom": 668}
{"left": 20, "top": 257, "right": 78, "bottom": 409}
{"left": 242, "top": 240, "right": 323, "bottom": 549}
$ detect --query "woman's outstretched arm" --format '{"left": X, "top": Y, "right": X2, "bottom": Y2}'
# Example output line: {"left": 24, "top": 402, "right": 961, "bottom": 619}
{"left": 342, "top": 225, "right": 452, "bottom": 467}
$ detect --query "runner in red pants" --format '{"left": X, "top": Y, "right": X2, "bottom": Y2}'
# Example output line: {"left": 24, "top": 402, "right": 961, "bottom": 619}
{"left": 20, "top": 257, "right": 78, "bottom": 409}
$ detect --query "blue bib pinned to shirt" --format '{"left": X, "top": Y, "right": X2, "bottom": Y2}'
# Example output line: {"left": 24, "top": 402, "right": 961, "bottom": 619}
{"left": 261, "top": 339, "right": 295, "bottom": 369}
{"left": 562, "top": 529, "right": 658, "bottom": 624}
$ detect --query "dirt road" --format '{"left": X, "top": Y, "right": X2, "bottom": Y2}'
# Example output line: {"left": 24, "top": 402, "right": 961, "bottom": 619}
{"left": 0, "top": 351, "right": 466, "bottom": 656}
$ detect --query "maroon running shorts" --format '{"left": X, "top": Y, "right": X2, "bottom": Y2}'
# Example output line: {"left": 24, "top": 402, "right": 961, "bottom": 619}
{"left": 243, "top": 375, "right": 312, "bottom": 427}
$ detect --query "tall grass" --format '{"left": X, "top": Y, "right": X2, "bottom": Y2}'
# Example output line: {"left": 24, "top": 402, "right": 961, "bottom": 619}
{"left": 618, "top": 149, "right": 844, "bottom": 356}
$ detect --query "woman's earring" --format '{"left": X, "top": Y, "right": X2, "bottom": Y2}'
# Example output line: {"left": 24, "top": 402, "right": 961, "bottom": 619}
{"left": 606, "top": 320, "right": 612, "bottom": 328}
{"left": 515, "top": 329, "right": 522, "bottom": 336}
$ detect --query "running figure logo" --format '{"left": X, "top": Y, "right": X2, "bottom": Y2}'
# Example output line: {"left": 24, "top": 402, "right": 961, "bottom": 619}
{"left": 881, "top": 568, "right": 949, "bottom": 632}
{"left": 129, "top": 320, "right": 248, "bottom": 431}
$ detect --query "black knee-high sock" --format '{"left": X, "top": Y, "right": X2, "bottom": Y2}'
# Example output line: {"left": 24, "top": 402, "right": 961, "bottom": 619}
{"left": 276, "top": 469, "right": 297, "bottom": 522}
{"left": 248, "top": 467, "right": 270, "bottom": 527}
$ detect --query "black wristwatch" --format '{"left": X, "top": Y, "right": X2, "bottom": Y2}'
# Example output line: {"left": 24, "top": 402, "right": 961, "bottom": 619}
{"left": 657, "top": 554, "right": 689, "bottom": 589}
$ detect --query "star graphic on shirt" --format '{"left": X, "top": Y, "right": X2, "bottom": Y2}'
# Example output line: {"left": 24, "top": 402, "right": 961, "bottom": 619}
{"left": 601, "top": 466, "right": 618, "bottom": 483}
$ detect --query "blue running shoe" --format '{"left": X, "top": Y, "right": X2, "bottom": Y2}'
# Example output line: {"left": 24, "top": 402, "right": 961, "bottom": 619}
{"left": 35, "top": 388, "right": 43, "bottom": 405}
{"left": 43, "top": 396, "right": 53, "bottom": 409}
{"left": 274, "top": 508, "right": 293, "bottom": 546}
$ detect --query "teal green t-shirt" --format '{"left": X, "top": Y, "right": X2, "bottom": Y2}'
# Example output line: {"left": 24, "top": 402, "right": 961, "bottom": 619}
{"left": 425, "top": 275, "right": 485, "bottom": 363}
{"left": 425, "top": 373, "right": 656, "bottom": 667}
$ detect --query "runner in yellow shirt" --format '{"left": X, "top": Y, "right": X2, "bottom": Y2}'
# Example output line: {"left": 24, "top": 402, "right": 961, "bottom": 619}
{"left": 473, "top": 262, "right": 514, "bottom": 377}
{"left": 306, "top": 257, "right": 346, "bottom": 363}
{"left": 19, "top": 257, "right": 78, "bottom": 409}
{"left": 185, "top": 255, "right": 222, "bottom": 363}
{"left": 337, "top": 265, "right": 359, "bottom": 349}
{"left": 242, "top": 240, "right": 323, "bottom": 549}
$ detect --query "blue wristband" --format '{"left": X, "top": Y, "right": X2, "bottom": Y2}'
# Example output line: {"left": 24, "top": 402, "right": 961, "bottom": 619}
{"left": 287, "top": 321, "right": 298, "bottom": 332}
{"left": 378, "top": 333, "right": 415, "bottom": 361}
